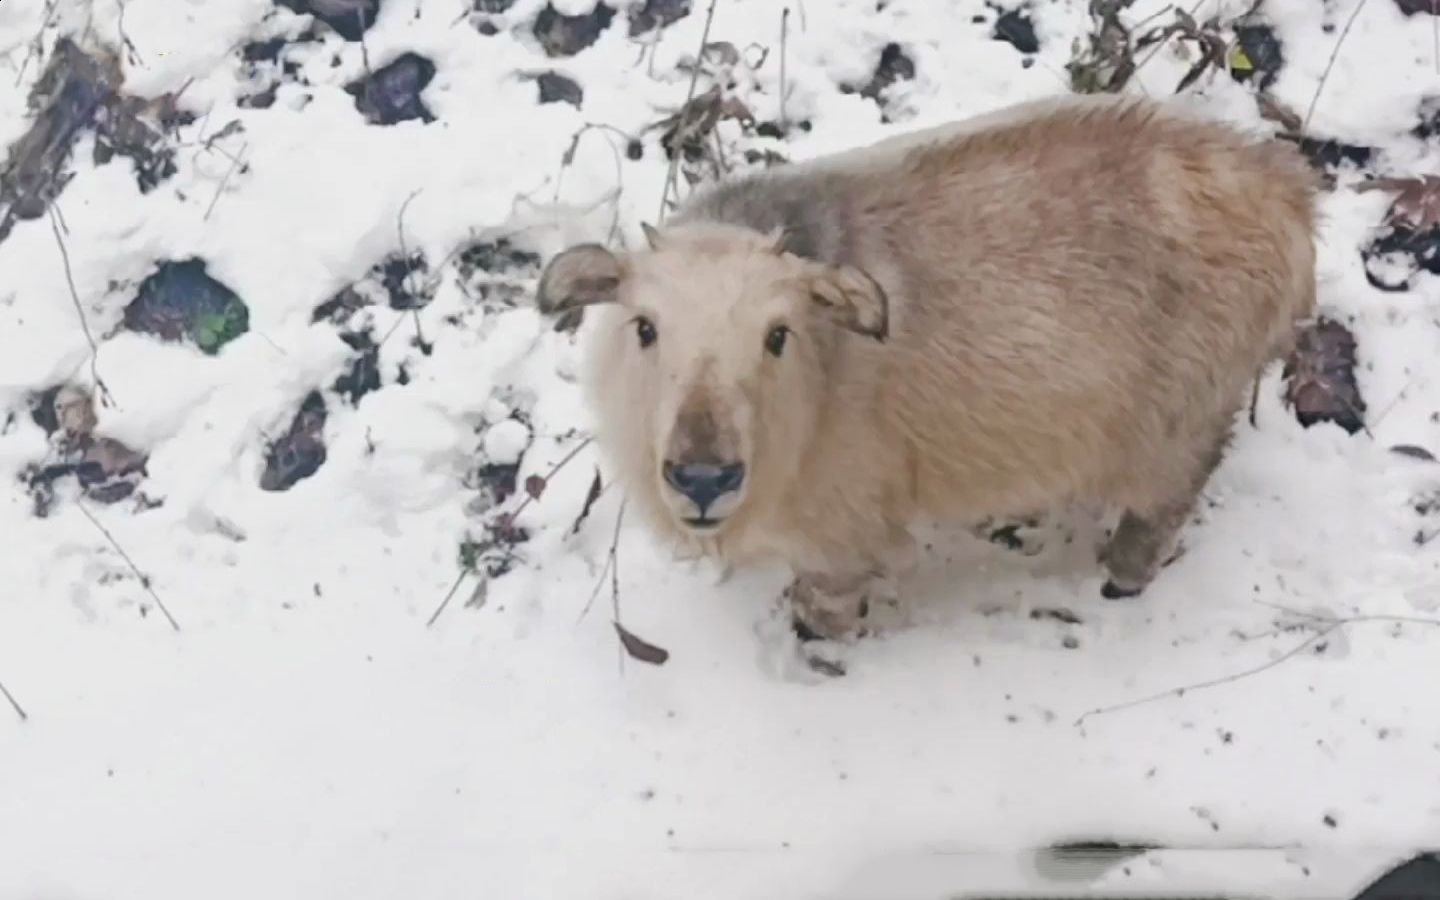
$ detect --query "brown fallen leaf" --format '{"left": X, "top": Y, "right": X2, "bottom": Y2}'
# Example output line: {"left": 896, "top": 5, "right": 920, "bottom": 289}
{"left": 1356, "top": 175, "right": 1440, "bottom": 231}
{"left": 613, "top": 621, "right": 670, "bottom": 665}
{"left": 524, "top": 473, "right": 547, "bottom": 501}
{"left": 1282, "top": 318, "right": 1368, "bottom": 435}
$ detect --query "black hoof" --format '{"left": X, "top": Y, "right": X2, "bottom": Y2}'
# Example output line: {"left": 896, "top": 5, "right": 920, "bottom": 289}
{"left": 792, "top": 616, "right": 825, "bottom": 643}
{"left": 1101, "top": 580, "right": 1142, "bottom": 600}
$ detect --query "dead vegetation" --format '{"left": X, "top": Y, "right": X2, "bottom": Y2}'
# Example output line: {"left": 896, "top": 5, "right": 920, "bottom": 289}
{"left": 1, "top": 37, "right": 185, "bottom": 247}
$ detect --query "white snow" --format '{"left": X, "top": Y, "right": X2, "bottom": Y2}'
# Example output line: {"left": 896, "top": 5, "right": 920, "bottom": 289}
{"left": 3, "top": 0, "right": 1440, "bottom": 897}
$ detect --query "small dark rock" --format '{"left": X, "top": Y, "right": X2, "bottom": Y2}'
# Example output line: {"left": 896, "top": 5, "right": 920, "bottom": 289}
{"left": 847, "top": 43, "right": 915, "bottom": 103}
{"left": 345, "top": 53, "right": 436, "bottom": 125}
{"left": 993, "top": 8, "right": 1039, "bottom": 54}
{"left": 535, "top": 71, "right": 583, "bottom": 107}
{"left": 1229, "top": 24, "right": 1283, "bottom": 90}
{"left": 276, "top": 0, "right": 381, "bottom": 41}
{"left": 628, "top": 0, "right": 690, "bottom": 36}
{"left": 1322, "top": 813, "right": 1338, "bottom": 828}
{"left": 125, "top": 259, "right": 250, "bottom": 354}
{"left": 1283, "top": 318, "right": 1366, "bottom": 434}
{"left": 534, "top": 3, "right": 616, "bottom": 57}
{"left": 261, "top": 391, "right": 328, "bottom": 492}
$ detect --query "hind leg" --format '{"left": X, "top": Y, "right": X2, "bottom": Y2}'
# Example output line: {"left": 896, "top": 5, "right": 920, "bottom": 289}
{"left": 1100, "top": 423, "right": 1232, "bottom": 599}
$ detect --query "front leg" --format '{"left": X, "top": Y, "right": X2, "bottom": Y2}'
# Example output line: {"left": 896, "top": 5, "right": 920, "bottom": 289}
{"left": 787, "top": 529, "right": 916, "bottom": 643}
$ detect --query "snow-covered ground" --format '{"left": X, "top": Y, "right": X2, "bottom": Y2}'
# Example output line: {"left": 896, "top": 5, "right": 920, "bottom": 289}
{"left": 3, "top": 0, "right": 1440, "bottom": 897}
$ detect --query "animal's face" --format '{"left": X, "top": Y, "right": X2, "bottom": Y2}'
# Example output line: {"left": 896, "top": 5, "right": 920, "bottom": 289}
{"left": 537, "top": 223, "right": 887, "bottom": 536}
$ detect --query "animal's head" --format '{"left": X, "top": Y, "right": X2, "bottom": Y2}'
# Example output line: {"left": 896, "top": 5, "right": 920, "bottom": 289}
{"left": 537, "top": 221, "right": 888, "bottom": 537}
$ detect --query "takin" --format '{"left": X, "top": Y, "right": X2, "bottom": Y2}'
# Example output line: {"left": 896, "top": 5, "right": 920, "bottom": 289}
{"left": 536, "top": 93, "right": 1319, "bottom": 642}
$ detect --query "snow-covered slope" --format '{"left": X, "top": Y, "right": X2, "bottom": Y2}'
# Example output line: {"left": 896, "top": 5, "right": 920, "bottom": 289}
{"left": 2, "top": 0, "right": 1440, "bottom": 897}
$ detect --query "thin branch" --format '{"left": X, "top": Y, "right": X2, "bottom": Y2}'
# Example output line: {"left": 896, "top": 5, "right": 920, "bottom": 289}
{"left": 13, "top": 0, "right": 59, "bottom": 88}
{"left": 0, "top": 674, "right": 26, "bottom": 722}
{"left": 1302, "top": 0, "right": 1371, "bottom": 137}
{"left": 1075, "top": 604, "right": 1440, "bottom": 727}
{"left": 425, "top": 569, "right": 468, "bottom": 627}
{"left": 579, "top": 498, "right": 627, "bottom": 624}
{"left": 48, "top": 207, "right": 115, "bottom": 408}
{"left": 203, "top": 140, "right": 247, "bottom": 221}
{"left": 1074, "top": 622, "right": 1340, "bottom": 727}
{"left": 658, "top": 0, "right": 719, "bottom": 223}
{"left": 75, "top": 500, "right": 181, "bottom": 631}
{"left": 779, "top": 7, "right": 790, "bottom": 132}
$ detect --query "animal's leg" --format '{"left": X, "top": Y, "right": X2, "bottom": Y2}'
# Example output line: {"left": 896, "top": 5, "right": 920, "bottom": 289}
{"left": 789, "top": 528, "right": 916, "bottom": 642}
{"left": 1100, "top": 424, "right": 1231, "bottom": 599}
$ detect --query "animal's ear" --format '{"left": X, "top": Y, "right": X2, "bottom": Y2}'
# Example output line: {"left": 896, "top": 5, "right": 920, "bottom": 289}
{"left": 808, "top": 264, "right": 888, "bottom": 341}
{"left": 536, "top": 243, "right": 624, "bottom": 317}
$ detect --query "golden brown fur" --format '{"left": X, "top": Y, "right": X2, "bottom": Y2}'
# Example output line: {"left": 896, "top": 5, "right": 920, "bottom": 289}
{"left": 537, "top": 94, "right": 1318, "bottom": 641}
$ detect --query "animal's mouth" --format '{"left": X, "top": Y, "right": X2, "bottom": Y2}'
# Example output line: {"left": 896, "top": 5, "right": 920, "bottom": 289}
{"left": 682, "top": 516, "right": 724, "bottom": 530}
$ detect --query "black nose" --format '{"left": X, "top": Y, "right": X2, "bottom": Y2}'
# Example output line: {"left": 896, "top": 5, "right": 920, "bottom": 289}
{"left": 662, "top": 461, "right": 745, "bottom": 513}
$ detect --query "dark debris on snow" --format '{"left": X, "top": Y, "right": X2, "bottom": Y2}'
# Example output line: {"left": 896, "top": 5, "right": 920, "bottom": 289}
{"left": 346, "top": 53, "right": 436, "bottom": 125}
{"left": 276, "top": 0, "right": 381, "bottom": 41}
{"left": 261, "top": 391, "right": 329, "bottom": 491}
{"left": 533, "top": 3, "right": 616, "bottom": 57}
{"left": 125, "top": 259, "right": 250, "bottom": 355}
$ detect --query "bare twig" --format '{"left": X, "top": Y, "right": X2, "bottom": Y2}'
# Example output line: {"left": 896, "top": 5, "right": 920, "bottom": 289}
{"left": 48, "top": 207, "right": 115, "bottom": 408}
{"left": 203, "top": 140, "right": 247, "bottom": 221}
{"left": 1302, "top": 0, "right": 1371, "bottom": 137}
{"left": 116, "top": 0, "right": 143, "bottom": 66}
{"left": 0, "top": 675, "right": 26, "bottom": 722}
{"left": 425, "top": 569, "right": 468, "bottom": 627}
{"left": 553, "top": 124, "right": 628, "bottom": 245}
{"left": 1075, "top": 604, "right": 1440, "bottom": 727}
{"left": 14, "top": 0, "right": 59, "bottom": 88}
{"left": 778, "top": 7, "right": 790, "bottom": 132}
{"left": 659, "top": 0, "right": 720, "bottom": 222}
{"left": 505, "top": 436, "right": 595, "bottom": 525}
{"left": 75, "top": 501, "right": 181, "bottom": 631}
{"left": 578, "top": 498, "right": 627, "bottom": 624}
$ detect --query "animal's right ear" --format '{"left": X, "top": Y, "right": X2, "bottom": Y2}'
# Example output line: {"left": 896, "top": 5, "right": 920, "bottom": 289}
{"left": 536, "top": 243, "right": 624, "bottom": 317}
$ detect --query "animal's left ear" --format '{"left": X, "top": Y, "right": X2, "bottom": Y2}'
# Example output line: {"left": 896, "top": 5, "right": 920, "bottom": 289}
{"left": 536, "top": 243, "right": 624, "bottom": 317}
{"left": 808, "top": 264, "right": 889, "bottom": 341}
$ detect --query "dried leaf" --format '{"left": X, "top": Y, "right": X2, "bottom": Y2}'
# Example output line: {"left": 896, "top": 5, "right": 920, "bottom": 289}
{"left": 613, "top": 621, "right": 670, "bottom": 665}
{"left": 1357, "top": 176, "right": 1440, "bottom": 231}
{"left": 1390, "top": 444, "right": 1437, "bottom": 462}
{"left": 568, "top": 467, "right": 603, "bottom": 535}
{"left": 701, "top": 41, "right": 740, "bottom": 67}
{"left": 524, "top": 473, "right": 547, "bottom": 500}
{"left": 1256, "top": 94, "right": 1302, "bottom": 133}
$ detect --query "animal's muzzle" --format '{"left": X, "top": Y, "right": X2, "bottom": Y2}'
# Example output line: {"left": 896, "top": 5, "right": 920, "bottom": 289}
{"left": 662, "top": 461, "right": 745, "bottom": 519}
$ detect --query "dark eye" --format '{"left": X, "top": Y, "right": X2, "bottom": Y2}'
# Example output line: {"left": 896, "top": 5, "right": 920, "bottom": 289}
{"left": 765, "top": 324, "right": 790, "bottom": 357}
{"left": 634, "top": 316, "right": 657, "bottom": 349}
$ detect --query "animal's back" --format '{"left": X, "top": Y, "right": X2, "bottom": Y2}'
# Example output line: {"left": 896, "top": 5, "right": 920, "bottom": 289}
{"left": 683, "top": 96, "right": 1317, "bottom": 516}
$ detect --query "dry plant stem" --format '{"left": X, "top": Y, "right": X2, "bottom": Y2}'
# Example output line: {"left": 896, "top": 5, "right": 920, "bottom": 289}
{"left": 1074, "top": 622, "right": 1342, "bottom": 726}
{"left": 203, "top": 141, "right": 247, "bottom": 221}
{"left": 75, "top": 501, "right": 181, "bottom": 631}
{"left": 1075, "top": 606, "right": 1440, "bottom": 727}
{"left": 779, "top": 7, "right": 790, "bottom": 132}
{"left": 428, "top": 437, "right": 595, "bottom": 628}
{"left": 14, "top": 0, "right": 59, "bottom": 87}
{"left": 0, "top": 675, "right": 26, "bottom": 722}
{"left": 658, "top": 0, "right": 720, "bottom": 223}
{"left": 425, "top": 569, "right": 469, "bottom": 627}
{"left": 48, "top": 207, "right": 115, "bottom": 408}
{"left": 578, "top": 498, "right": 626, "bottom": 624}
{"left": 1302, "top": 0, "right": 1371, "bottom": 136}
